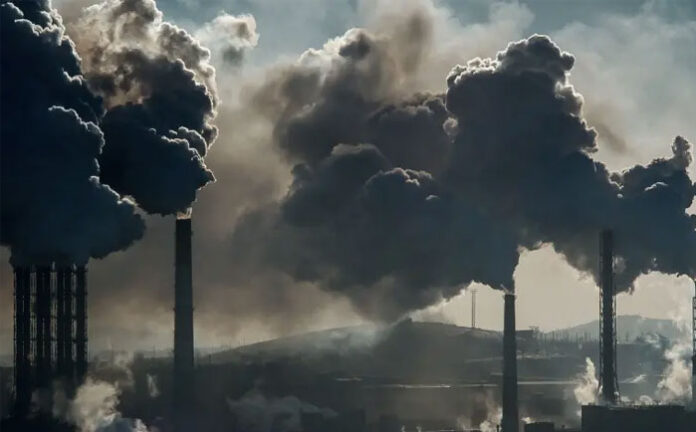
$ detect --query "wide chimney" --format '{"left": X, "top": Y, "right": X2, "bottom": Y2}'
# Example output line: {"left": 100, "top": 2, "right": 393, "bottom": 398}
{"left": 599, "top": 230, "right": 618, "bottom": 404}
{"left": 502, "top": 292, "right": 519, "bottom": 432}
{"left": 174, "top": 213, "right": 194, "bottom": 431}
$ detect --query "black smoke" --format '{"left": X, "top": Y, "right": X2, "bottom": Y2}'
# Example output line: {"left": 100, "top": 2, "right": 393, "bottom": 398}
{"left": 0, "top": 0, "right": 145, "bottom": 265}
{"left": 70, "top": 0, "right": 218, "bottom": 215}
{"left": 232, "top": 29, "right": 696, "bottom": 320}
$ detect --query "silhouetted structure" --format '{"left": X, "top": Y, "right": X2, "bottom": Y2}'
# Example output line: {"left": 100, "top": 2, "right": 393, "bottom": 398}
{"left": 174, "top": 215, "right": 194, "bottom": 431}
{"left": 599, "top": 230, "right": 618, "bottom": 404}
{"left": 581, "top": 404, "right": 694, "bottom": 432}
{"left": 13, "top": 266, "right": 31, "bottom": 415}
{"left": 12, "top": 263, "right": 87, "bottom": 416}
{"left": 502, "top": 292, "right": 519, "bottom": 432}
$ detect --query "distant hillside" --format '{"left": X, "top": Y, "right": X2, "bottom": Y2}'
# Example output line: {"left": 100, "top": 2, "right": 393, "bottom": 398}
{"left": 545, "top": 315, "right": 683, "bottom": 342}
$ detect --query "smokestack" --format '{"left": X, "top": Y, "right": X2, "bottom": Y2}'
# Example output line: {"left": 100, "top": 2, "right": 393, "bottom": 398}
{"left": 75, "top": 265, "right": 88, "bottom": 382}
{"left": 599, "top": 230, "right": 618, "bottom": 404}
{"left": 502, "top": 292, "right": 519, "bottom": 432}
{"left": 13, "top": 266, "right": 31, "bottom": 416}
{"left": 34, "top": 266, "right": 52, "bottom": 388}
{"left": 174, "top": 212, "right": 194, "bottom": 431}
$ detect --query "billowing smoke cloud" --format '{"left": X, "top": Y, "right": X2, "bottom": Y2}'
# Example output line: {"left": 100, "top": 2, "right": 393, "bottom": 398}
{"left": 0, "top": 0, "right": 144, "bottom": 265}
{"left": 69, "top": 0, "right": 218, "bottom": 214}
{"left": 196, "top": 13, "right": 259, "bottom": 67}
{"left": 444, "top": 37, "right": 696, "bottom": 291}
{"left": 230, "top": 17, "right": 696, "bottom": 320}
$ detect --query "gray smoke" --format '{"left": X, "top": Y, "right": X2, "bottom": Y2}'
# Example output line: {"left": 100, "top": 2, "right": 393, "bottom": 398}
{"left": 0, "top": 0, "right": 145, "bottom": 265}
{"left": 231, "top": 25, "right": 696, "bottom": 320}
{"left": 70, "top": 0, "right": 218, "bottom": 214}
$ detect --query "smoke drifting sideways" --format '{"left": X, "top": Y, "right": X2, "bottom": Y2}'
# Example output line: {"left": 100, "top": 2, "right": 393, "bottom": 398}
{"left": 0, "top": 0, "right": 144, "bottom": 265}
{"left": 231, "top": 18, "right": 696, "bottom": 320}
{"left": 68, "top": 0, "right": 219, "bottom": 215}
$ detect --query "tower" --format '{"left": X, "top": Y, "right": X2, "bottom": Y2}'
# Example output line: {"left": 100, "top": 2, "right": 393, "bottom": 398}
{"left": 502, "top": 292, "right": 519, "bottom": 432}
{"left": 174, "top": 213, "right": 194, "bottom": 431}
{"left": 599, "top": 230, "right": 619, "bottom": 404}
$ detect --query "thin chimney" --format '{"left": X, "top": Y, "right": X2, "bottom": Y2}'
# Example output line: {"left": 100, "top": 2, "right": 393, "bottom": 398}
{"left": 502, "top": 292, "right": 519, "bottom": 432}
{"left": 599, "top": 230, "right": 618, "bottom": 404}
{"left": 174, "top": 212, "right": 194, "bottom": 431}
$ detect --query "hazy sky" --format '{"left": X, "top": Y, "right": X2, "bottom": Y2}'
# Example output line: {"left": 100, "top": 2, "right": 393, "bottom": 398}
{"left": 1, "top": 0, "right": 695, "bottom": 354}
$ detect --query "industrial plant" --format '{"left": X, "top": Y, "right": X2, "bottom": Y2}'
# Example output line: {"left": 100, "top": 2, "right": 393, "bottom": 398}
{"left": 2, "top": 0, "right": 696, "bottom": 432}
{"left": 1, "top": 229, "right": 695, "bottom": 431}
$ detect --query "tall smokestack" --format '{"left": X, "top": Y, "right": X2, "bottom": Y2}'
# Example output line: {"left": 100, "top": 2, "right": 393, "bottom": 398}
{"left": 75, "top": 265, "right": 88, "bottom": 382}
{"left": 13, "top": 266, "right": 31, "bottom": 416}
{"left": 174, "top": 212, "right": 194, "bottom": 431}
{"left": 502, "top": 292, "right": 519, "bottom": 432}
{"left": 599, "top": 230, "right": 618, "bottom": 404}
{"left": 35, "top": 266, "right": 52, "bottom": 388}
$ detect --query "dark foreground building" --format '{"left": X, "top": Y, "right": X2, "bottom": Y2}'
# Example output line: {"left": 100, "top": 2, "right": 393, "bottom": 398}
{"left": 581, "top": 404, "right": 695, "bottom": 432}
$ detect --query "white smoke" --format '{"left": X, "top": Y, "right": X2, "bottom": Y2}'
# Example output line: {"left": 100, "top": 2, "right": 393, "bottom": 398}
{"left": 477, "top": 405, "right": 502, "bottom": 432}
{"left": 146, "top": 374, "right": 160, "bottom": 398}
{"left": 656, "top": 337, "right": 692, "bottom": 404}
{"left": 51, "top": 351, "right": 152, "bottom": 432}
{"left": 654, "top": 284, "right": 693, "bottom": 405}
{"left": 573, "top": 357, "right": 599, "bottom": 406}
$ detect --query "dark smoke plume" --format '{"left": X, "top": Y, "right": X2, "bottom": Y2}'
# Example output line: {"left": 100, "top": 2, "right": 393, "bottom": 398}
{"left": 70, "top": 0, "right": 218, "bottom": 215}
{"left": 232, "top": 26, "right": 696, "bottom": 320}
{"left": 444, "top": 35, "right": 696, "bottom": 291}
{"left": 0, "top": 0, "right": 144, "bottom": 265}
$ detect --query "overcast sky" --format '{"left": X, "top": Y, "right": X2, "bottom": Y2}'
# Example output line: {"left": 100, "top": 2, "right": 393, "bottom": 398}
{"left": 1, "top": 0, "right": 695, "bottom": 354}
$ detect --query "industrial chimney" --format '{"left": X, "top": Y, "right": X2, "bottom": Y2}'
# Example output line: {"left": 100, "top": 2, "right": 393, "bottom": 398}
{"left": 502, "top": 292, "right": 519, "bottom": 432}
{"left": 13, "top": 262, "right": 86, "bottom": 416}
{"left": 13, "top": 266, "right": 31, "bottom": 416}
{"left": 174, "top": 211, "right": 194, "bottom": 431}
{"left": 599, "top": 230, "right": 618, "bottom": 404}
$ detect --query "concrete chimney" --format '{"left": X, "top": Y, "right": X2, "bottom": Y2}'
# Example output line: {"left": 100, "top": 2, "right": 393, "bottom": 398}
{"left": 599, "top": 230, "right": 618, "bottom": 404}
{"left": 174, "top": 213, "right": 194, "bottom": 431}
{"left": 502, "top": 292, "right": 519, "bottom": 432}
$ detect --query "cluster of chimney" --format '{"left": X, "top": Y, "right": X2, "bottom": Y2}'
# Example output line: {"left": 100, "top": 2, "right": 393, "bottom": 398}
{"left": 13, "top": 264, "right": 88, "bottom": 415}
